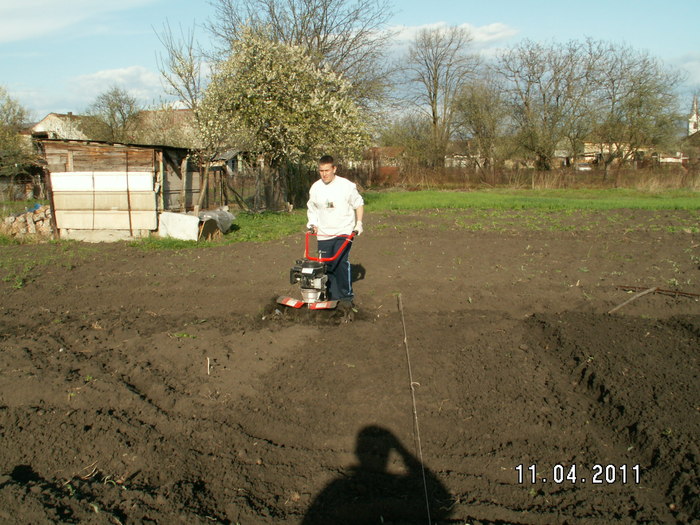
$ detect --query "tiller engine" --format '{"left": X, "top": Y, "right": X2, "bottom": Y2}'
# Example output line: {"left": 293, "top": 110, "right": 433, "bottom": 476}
{"left": 276, "top": 231, "right": 355, "bottom": 310}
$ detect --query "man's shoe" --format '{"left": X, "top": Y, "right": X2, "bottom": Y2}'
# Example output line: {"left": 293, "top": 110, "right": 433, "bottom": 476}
{"left": 338, "top": 299, "right": 354, "bottom": 310}
{"left": 336, "top": 299, "right": 355, "bottom": 322}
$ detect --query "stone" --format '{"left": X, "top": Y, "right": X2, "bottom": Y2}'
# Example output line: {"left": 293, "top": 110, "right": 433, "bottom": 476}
{"left": 10, "top": 222, "right": 23, "bottom": 235}
{"left": 38, "top": 221, "right": 53, "bottom": 235}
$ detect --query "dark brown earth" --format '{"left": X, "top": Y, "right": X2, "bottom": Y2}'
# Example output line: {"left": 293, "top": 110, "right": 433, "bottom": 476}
{"left": 1, "top": 208, "right": 699, "bottom": 524}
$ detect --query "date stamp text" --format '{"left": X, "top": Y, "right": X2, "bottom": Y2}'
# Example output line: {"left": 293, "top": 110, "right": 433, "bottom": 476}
{"left": 515, "top": 464, "right": 641, "bottom": 485}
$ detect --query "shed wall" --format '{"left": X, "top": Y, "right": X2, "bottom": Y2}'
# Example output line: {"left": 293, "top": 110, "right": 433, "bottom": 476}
{"left": 43, "top": 142, "right": 155, "bottom": 173}
{"left": 42, "top": 141, "right": 159, "bottom": 235}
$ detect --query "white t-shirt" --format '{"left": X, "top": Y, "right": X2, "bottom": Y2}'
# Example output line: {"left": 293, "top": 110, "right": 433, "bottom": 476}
{"left": 307, "top": 175, "right": 364, "bottom": 239}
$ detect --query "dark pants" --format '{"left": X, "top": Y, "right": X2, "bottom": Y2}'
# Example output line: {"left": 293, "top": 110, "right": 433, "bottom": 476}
{"left": 318, "top": 236, "right": 353, "bottom": 301}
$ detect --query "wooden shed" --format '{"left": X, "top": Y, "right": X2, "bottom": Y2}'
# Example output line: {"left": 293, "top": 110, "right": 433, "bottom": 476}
{"left": 37, "top": 139, "right": 200, "bottom": 241}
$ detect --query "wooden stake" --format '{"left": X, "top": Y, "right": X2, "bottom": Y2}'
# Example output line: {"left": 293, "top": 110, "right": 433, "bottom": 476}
{"left": 608, "top": 287, "right": 658, "bottom": 314}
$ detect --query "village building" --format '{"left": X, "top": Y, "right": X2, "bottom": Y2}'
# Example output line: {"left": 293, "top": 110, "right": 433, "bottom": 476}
{"left": 357, "top": 146, "right": 405, "bottom": 185}
{"left": 37, "top": 138, "right": 201, "bottom": 241}
{"left": 30, "top": 112, "right": 89, "bottom": 140}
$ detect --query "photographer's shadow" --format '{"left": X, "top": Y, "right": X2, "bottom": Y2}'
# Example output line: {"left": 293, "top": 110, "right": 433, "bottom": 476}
{"left": 302, "top": 425, "right": 454, "bottom": 524}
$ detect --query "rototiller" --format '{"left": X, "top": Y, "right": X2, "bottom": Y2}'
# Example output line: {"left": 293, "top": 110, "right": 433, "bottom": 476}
{"left": 276, "top": 230, "right": 356, "bottom": 310}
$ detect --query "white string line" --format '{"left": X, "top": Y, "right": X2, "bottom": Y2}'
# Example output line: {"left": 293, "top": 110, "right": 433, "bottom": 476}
{"left": 397, "top": 293, "right": 432, "bottom": 525}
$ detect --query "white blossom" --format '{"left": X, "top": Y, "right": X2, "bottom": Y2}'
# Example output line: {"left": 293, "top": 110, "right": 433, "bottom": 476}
{"left": 201, "top": 30, "right": 369, "bottom": 166}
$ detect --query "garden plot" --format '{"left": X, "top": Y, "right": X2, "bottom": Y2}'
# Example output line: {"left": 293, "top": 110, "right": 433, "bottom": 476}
{"left": 0, "top": 208, "right": 698, "bottom": 524}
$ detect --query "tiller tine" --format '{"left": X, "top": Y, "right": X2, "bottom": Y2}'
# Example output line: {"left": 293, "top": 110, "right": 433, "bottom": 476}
{"left": 276, "top": 296, "right": 305, "bottom": 308}
{"left": 308, "top": 300, "right": 338, "bottom": 310}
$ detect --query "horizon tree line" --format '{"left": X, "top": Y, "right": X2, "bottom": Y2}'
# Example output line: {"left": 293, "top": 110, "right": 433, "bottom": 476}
{"left": 0, "top": 0, "right": 694, "bottom": 200}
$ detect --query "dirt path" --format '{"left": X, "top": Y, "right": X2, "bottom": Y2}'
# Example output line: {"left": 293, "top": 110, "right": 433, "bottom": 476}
{"left": 1, "top": 209, "right": 698, "bottom": 524}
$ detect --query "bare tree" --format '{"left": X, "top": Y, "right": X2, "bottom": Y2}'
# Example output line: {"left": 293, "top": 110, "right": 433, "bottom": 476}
{"left": 83, "top": 86, "right": 142, "bottom": 143}
{"left": 134, "top": 104, "right": 198, "bottom": 149}
{"left": 588, "top": 41, "right": 682, "bottom": 176}
{"left": 453, "top": 73, "right": 513, "bottom": 176}
{"left": 205, "top": 0, "right": 395, "bottom": 107}
{"left": 404, "top": 25, "right": 480, "bottom": 167}
{"left": 495, "top": 39, "right": 594, "bottom": 170}
{"left": 156, "top": 23, "right": 207, "bottom": 113}
{"left": 379, "top": 111, "right": 433, "bottom": 167}
{"left": 156, "top": 22, "right": 230, "bottom": 211}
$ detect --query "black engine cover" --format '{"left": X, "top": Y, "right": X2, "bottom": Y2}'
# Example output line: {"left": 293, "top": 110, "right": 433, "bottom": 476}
{"left": 290, "top": 259, "right": 326, "bottom": 284}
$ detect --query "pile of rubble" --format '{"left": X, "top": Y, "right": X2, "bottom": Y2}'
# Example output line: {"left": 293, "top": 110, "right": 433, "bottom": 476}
{"left": 1, "top": 205, "right": 55, "bottom": 239}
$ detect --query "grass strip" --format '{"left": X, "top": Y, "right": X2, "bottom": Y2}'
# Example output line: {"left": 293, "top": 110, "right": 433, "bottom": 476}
{"left": 128, "top": 211, "right": 308, "bottom": 250}
{"left": 5, "top": 189, "right": 697, "bottom": 251}
{"left": 363, "top": 189, "right": 700, "bottom": 211}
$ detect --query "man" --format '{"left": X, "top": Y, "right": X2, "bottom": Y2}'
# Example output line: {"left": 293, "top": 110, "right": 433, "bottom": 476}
{"left": 307, "top": 155, "right": 364, "bottom": 306}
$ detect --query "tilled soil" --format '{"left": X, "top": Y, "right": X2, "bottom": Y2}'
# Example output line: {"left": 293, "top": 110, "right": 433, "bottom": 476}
{"left": 0, "top": 208, "right": 699, "bottom": 524}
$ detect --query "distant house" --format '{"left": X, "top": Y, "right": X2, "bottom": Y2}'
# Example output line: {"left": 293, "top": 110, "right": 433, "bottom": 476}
{"left": 652, "top": 151, "right": 689, "bottom": 166}
{"left": 581, "top": 141, "right": 646, "bottom": 163}
{"left": 31, "top": 113, "right": 89, "bottom": 140}
{"left": 444, "top": 140, "right": 472, "bottom": 169}
{"left": 553, "top": 139, "right": 651, "bottom": 169}
{"left": 37, "top": 138, "right": 200, "bottom": 241}
{"left": 135, "top": 108, "right": 199, "bottom": 148}
{"left": 212, "top": 149, "right": 245, "bottom": 176}
{"left": 360, "top": 146, "right": 405, "bottom": 185}
{"left": 30, "top": 109, "right": 200, "bottom": 148}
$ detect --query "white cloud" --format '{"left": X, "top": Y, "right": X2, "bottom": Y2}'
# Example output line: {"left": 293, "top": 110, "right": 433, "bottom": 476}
{"left": 0, "top": 0, "right": 158, "bottom": 43}
{"left": 7, "top": 65, "right": 166, "bottom": 118}
{"left": 7, "top": 85, "right": 52, "bottom": 121}
{"left": 9, "top": 63, "right": 203, "bottom": 117}
{"left": 390, "top": 21, "right": 518, "bottom": 47}
{"left": 677, "top": 53, "right": 700, "bottom": 90}
{"left": 470, "top": 23, "right": 519, "bottom": 45}
{"left": 386, "top": 21, "right": 519, "bottom": 63}
{"left": 70, "top": 65, "right": 164, "bottom": 106}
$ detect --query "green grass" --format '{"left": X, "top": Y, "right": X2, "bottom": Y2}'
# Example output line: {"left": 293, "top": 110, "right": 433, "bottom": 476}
{"left": 0, "top": 234, "right": 19, "bottom": 246}
{"left": 127, "top": 211, "right": 308, "bottom": 250}
{"left": 5, "top": 189, "right": 697, "bottom": 254}
{"left": 123, "top": 188, "right": 698, "bottom": 250}
{"left": 363, "top": 188, "right": 700, "bottom": 211}
{"left": 0, "top": 233, "right": 59, "bottom": 246}
{"left": 127, "top": 237, "right": 201, "bottom": 251}
{"left": 227, "top": 211, "right": 307, "bottom": 242}
{"left": 0, "top": 240, "right": 96, "bottom": 288}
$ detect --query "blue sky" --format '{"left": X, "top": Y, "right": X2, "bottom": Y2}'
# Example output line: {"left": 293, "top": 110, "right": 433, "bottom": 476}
{"left": 2, "top": 0, "right": 699, "bottom": 120}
